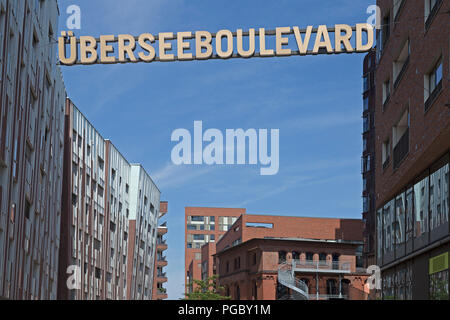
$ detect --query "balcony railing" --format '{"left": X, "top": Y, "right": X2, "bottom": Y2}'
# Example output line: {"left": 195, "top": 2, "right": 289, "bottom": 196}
{"left": 425, "top": 80, "right": 442, "bottom": 112}
{"left": 393, "top": 128, "right": 409, "bottom": 169}
{"left": 309, "top": 294, "right": 348, "bottom": 300}
{"left": 394, "top": 55, "right": 409, "bottom": 89}
{"left": 382, "top": 156, "right": 390, "bottom": 170}
{"left": 292, "top": 260, "right": 351, "bottom": 272}
{"left": 425, "top": 0, "right": 443, "bottom": 30}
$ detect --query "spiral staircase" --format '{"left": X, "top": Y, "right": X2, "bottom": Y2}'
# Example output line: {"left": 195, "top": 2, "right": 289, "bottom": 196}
{"left": 277, "top": 262, "right": 309, "bottom": 300}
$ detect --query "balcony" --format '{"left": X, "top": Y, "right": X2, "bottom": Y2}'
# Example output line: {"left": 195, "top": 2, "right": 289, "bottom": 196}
{"left": 157, "top": 240, "right": 168, "bottom": 252}
{"left": 156, "top": 288, "right": 168, "bottom": 299}
{"left": 292, "top": 260, "right": 351, "bottom": 274}
{"left": 157, "top": 226, "right": 168, "bottom": 235}
{"left": 394, "top": 55, "right": 409, "bottom": 89}
{"left": 425, "top": 80, "right": 442, "bottom": 112}
{"left": 157, "top": 272, "right": 168, "bottom": 283}
{"left": 309, "top": 294, "right": 348, "bottom": 300}
{"left": 425, "top": 0, "right": 443, "bottom": 30}
{"left": 382, "top": 156, "right": 390, "bottom": 170}
{"left": 393, "top": 128, "right": 409, "bottom": 169}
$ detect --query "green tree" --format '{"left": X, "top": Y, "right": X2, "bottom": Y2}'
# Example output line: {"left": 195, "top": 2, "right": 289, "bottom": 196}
{"left": 430, "top": 277, "right": 449, "bottom": 300}
{"left": 184, "top": 275, "right": 230, "bottom": 300}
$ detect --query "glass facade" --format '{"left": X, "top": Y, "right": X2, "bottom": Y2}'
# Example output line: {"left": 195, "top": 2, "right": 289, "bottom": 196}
{"left": 377, "top": 161, "right": 449, "bottom": 265}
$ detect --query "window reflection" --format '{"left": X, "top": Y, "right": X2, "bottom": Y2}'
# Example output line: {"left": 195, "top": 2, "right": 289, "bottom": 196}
{"left": 395, "top": 194, "right": 405, "bottom": 245}
{"left": 430, "top": 164, "right": 449, "bottom": 230}
{"left": 414, "top": 176, "right": 429, "bottom": 237}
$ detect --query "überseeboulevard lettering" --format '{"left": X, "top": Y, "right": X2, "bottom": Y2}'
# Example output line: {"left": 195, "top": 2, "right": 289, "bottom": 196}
{"left": 58, "top": 23, "right": 374, "bottom": 65}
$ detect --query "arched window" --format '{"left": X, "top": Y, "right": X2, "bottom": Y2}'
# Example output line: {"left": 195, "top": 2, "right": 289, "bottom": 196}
{"left": 332, "top": 253, "right": 340, "bottom": 270}
{"left": 292, "top": 251, "right": 300, "bottom": 260}
{"left": 236, "top": 285, "right": 240, "bottom": 300}
{"left": 306, "top": 252, "right": 314, "bottom": 265}
{"left": 319, "top": 253, "right": 327, "bottom": 265}
{"left": 278, "top": 251, "right": 287, "bottom": 263}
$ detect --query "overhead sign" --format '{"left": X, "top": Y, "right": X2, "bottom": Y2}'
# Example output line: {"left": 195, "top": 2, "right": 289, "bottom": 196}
{"left": 58, "top": 24, "right": 374, "bottom": 66}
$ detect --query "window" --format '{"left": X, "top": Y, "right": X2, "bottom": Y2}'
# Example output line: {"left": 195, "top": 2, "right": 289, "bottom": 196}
{"left": 382, "top": 139, "right": 391, "bottom": 168}
{"left": 425, "top": 59, "right": 443, "bottom": 111}
{"left": 393, "top": 40, "right": 410, "bottom": 89}
{"left": 430, "top": 164, "right": 449, "bottom": 230}
{"left": 363, "top": 76, "right": 369, "bottom": 92}
{"left": 363, "top": 96, "right": 369, "bottom": 112}
{"left": 193, "top": 234, "right": 205, "bottom": 241}
{"left": 278, "top": 251, "right": 287, "bottom": 263}
{"left": 319, "top": 253, "right": 327, "bottom": 265}
{"left": 25, "top": 200, "right": 31, "bottom": 220}
{"left": 210, "top": 234, "right": 215, "bottom": 242}
{"left": 362, "top": 155, "right": 371, "bottom": 173}
{"left": 98, "top": 157, "right": 104, "bottom": 170}
{"left": 10, "top": 204, "right": 16, "bottom": 223}
{"left": 425, "top": 0, "right": 443, "bottom": 29}
{"left": 383, "top": 78, "right": 391, "bottom": 106}
{"left": 381, "top": 13, "right": 390, "bottom": 47}
{"left": 253, "top": 253, "right": 257, "bottom": 265}
{"left": 363, "top": 115, "right": 370, "bottom": 133}
{"left": 393, "top": 0, "right": 405, "bottom": 21}
{"left": 292, "top": 251, "right": 300, "bottom": 260}
{"left": 306, "top": 252, "right": 313, "bottom": 262}
{"left": 395, "top": 193, "right": 406, "bottom": 247}
{"left": 363, "top": 195, "right": 371, "bottom": 213}
{"left": 194, "top": 252, "right": 201, "bottom": 260}
{"left": 392, "top": 110, "right": 409, "bottom": 169}
{"left": 414, "top": 176, "right": 429, "bottom": 238}
{"left": 383, "top": 200, "right": 395, "bottom": 254}
{"left": 95, "top": 267, "right": 101, "bottom": 279}
{"left": 234, "top": 257, "right": 241, "bottom": 270}
{"left": 191, "top": 216, "right": 204, "bottom": 222}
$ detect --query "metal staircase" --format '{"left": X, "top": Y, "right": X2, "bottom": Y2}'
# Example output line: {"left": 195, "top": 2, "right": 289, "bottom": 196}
{"left": 277, "top": 262, "right": 309, "bottom": 300}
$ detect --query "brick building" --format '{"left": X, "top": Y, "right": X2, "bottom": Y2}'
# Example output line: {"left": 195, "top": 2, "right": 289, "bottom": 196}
{"left": 374, "top": 0, "right": 449, "bottom": 299}
{"left": 152, "top": 201, "right": 168, "bottom": 300}
{"left": 0, "top": 0, "right": 65, "bottom": 299}
{"left": 362, "top": 48, "right": 377, "bottom": 268}
{"left": 209, "top": 214, "right": 368, "bottom": 300}
{"left": 184, "top": 207, "right": 245, "bottom": 294}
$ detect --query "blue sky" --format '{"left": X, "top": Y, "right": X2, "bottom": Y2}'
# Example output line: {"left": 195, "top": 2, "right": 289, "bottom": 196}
{"left": 58, "top": 0, "right": 374, "bottom": 299}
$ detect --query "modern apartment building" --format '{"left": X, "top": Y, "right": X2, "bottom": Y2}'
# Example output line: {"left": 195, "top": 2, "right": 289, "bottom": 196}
{"left": 0, "top": 0, "right": 66, "bottom": 299}
{"left": 212, "top": 214, "right": 368, "bottom": 300}
{"left": 185, "top": 207, "right": 245, "bottom": 294}
{"left": 152, "top": 201, "right": 168, "bottom": 300}
{"left": 58, "top": 99, "right": 163, "bottom": 300}
{"left": 375, "top": 0, "right": 449, "bottom": 299}
{"left": 126, "top": 164, "right": 161, "bottom": 300}
{"left": 362, "top": 48, "right": 377, "bottom": 268}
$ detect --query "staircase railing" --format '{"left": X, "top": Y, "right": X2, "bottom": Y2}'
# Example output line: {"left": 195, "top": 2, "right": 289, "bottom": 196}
{"left": 277, "top": 262, "right": 309, "bottom": 300}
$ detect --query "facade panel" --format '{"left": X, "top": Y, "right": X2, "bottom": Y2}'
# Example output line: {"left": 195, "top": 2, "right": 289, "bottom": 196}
{"left": 0, "top": 0, "right": 65, "bottom": 300}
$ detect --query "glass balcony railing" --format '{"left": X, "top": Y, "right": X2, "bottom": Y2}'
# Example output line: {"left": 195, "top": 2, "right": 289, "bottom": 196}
{"left": 393, "top": 128, "right": 409, "bottom": 169}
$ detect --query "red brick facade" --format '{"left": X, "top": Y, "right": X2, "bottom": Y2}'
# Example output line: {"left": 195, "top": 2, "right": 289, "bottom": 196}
{"left": 185, "top": 207, "right": 245, "bottom": 293}
{"left": 209, "top": 214, "right": 368, "bottom": 300}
